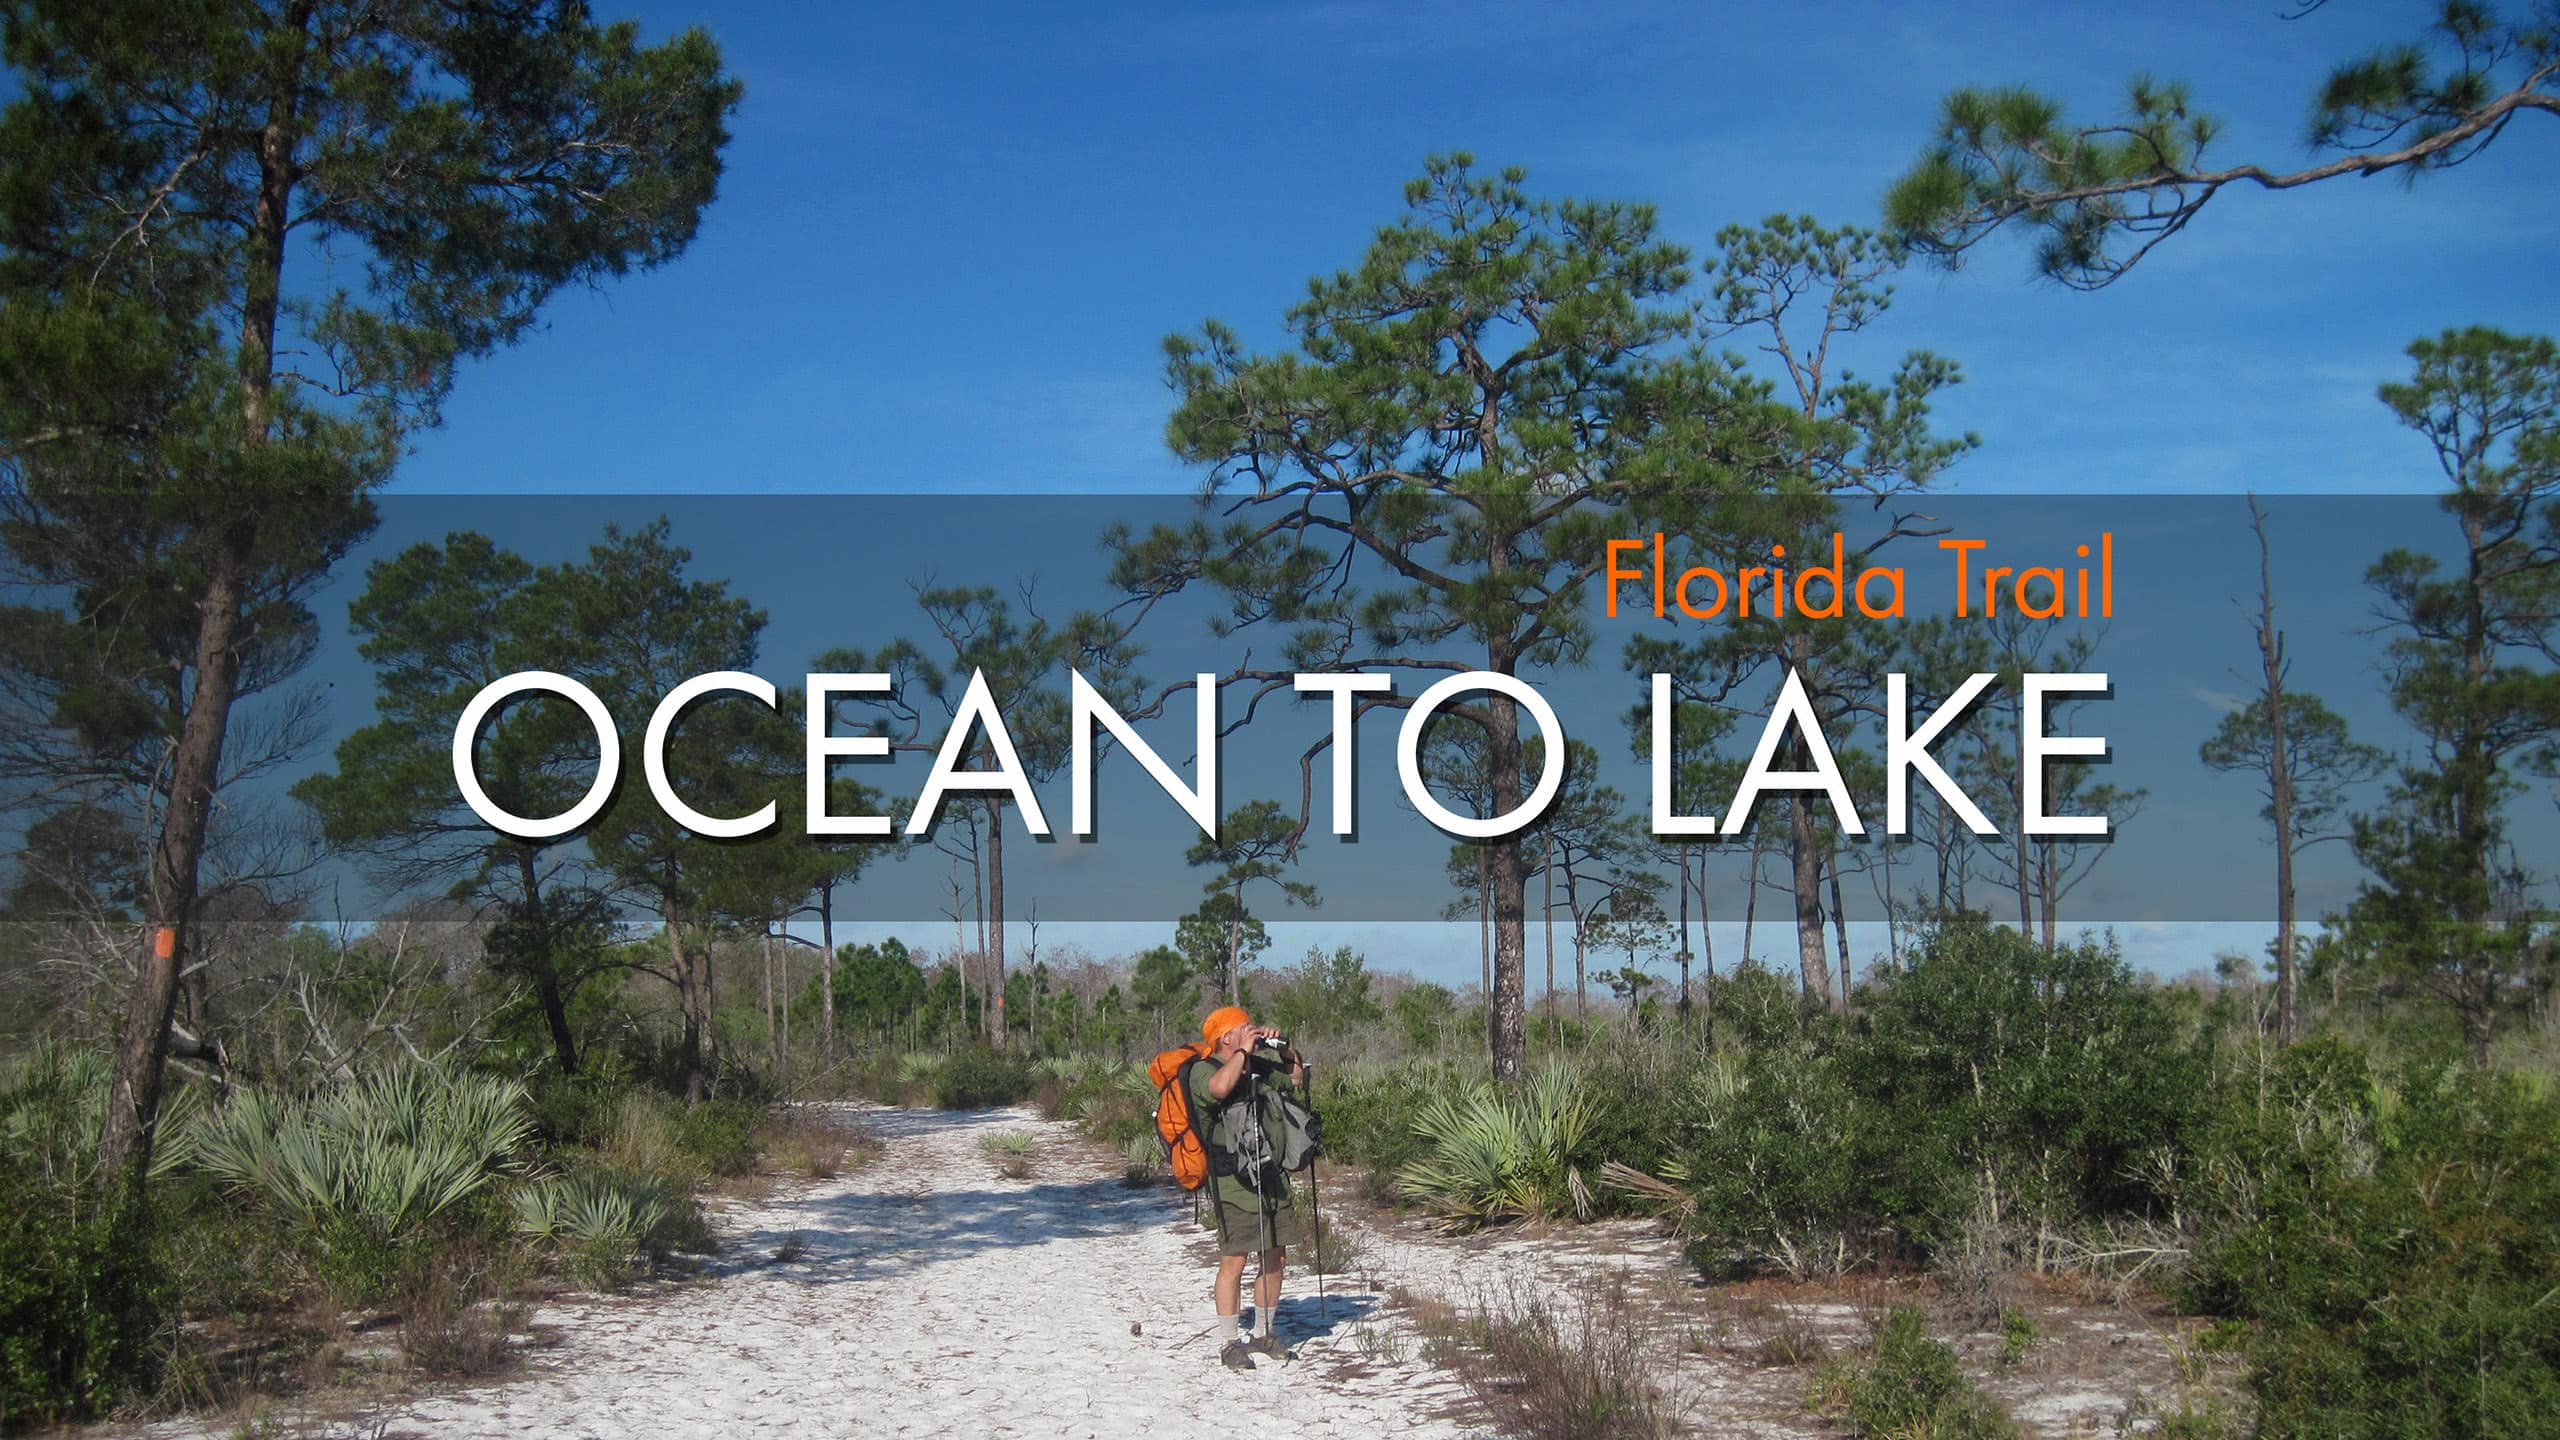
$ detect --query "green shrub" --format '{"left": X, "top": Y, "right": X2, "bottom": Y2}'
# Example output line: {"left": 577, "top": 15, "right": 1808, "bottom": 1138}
{"left": 976, "top": 1130, "right": 1035, "bottom": 1156}
{"left": 675, "top": 1099, "right": 760, "bottom": 1176}
{"left": 143, "top": 1168, "right": 305, "bottom": 1328}
{"left": 2184, "top": 1045, "right": 2560, "bottom": 1437}
{"left": 1678, "top": 1043, "right": 1880, "bottom": 1277}
{"left": 1030, "top": 1055, "right": 1106, "bottom": 1119}
{"left": 181, "top": 1062, "right": 535, "bottom": 1307}
{"left": 597, "top": 1090, "right": 696, "bottom": 1184}
{"left": 1819, "top": 1308, "right": 2015, "bottom": 1440}
{"left": 1, "top": 1042, "right": 198, "bottom": 1189}
{"left": 1570, "top": 1034, "right": 1692, "bottom": 1182}
{"left": 1062, "top": 1066, "right": 1155, "bottom": 1150}
{"left": 524, "top": 1053, "right": 643, "bottom": 1150}
{"left": 1676, "top": 921, "right": 2202, "bottom": 1279}
{"left": 0, "top": 1041, "right": 189, "bottom": 1417}
{"left": 1848, "top": 919, "right": 2202, "bottom": 1237}
{"left": 1317, "top": 1057, "right": 1474, "bottom": 1178}
{"left": 1122, "top": 1130, "right": 1165, "bottom": 1186}
{"left": 0, "top": 1163, "right": 166, "bottom": 1427}
{"left": 933, "top": 1048, "right": 1033, "bottom": 1110}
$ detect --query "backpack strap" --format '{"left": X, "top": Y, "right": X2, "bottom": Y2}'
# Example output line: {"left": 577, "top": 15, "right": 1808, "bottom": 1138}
{"left": 1173, "top": 1050, "right": 1225, "bottom": 1176}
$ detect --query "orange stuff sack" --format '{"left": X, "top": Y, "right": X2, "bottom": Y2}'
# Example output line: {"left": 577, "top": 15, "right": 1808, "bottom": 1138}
{"left": 1149, "top": 1042, "right": 1215, "bottom": 1190}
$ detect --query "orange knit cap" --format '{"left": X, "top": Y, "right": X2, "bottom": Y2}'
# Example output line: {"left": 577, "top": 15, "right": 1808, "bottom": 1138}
{"left": 1201, "top": 1005, "right": 1252, "bottom": 1046}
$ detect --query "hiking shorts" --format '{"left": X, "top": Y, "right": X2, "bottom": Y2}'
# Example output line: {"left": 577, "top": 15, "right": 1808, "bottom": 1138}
{"left": 1206, "top": 1186, "right": 1311, "bottom": 1256}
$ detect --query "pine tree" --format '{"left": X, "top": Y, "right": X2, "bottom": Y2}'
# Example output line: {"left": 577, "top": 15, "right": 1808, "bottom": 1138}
{"left": 1885, "top": 3, "right": 2560, "bottom": 286}
{"left": 1114, "top": 155, "right": 1750, "bottom": 1079}
{"left": 2339, "top": 328, "right": 2560, "bottom": 1061}
{"left": 0, "top": 1, "right": 738, "bottom": 1187}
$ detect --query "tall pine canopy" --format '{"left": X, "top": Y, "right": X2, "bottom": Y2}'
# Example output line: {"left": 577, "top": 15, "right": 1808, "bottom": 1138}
{"left": 0, "top": 0, "right": 740, "bottom": 1187}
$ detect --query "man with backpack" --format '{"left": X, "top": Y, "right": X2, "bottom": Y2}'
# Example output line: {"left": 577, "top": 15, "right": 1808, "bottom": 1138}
{"left": 1185, "top": 1004, "right": 1311, "bottom": 1370}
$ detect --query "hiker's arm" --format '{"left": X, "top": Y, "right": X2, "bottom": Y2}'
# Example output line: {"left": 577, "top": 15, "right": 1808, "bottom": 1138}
{"left": 1207, "top": 1047, "right": 1248, "bottom": 1101}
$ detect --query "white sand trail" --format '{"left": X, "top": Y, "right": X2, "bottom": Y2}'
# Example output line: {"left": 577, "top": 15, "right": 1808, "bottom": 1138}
{"left": 371, "top": 1103, "right": 1483, "bottom": 1440}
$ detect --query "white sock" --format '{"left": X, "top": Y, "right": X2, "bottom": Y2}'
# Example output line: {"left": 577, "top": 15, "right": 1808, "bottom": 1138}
{"left": 1215, "top": 1313, "right": 1239, "bottom": 1345}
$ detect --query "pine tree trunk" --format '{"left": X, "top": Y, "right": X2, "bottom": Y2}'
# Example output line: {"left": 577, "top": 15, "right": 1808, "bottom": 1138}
{"left": 1477, "top": 847, "right": 1491, "bottom": 1041}
{"left": 99, "top": 558, "right": 246, "bottom": 1189}
{"left": 99, "top": 25, "right": 309, "bottom": 1191}
{"left": 1742, "top": 825, "right": 1763, "bottom": 972}
{"left": 986, "top": 798, "right": 1007, "bottom": 1051}
{"left": 1484, "top": 678, "right": 1528, "bottom": 1082}
{"left": 1677, "top": 848, "right": 1692, "bottom": 1024}
{"left": 671, "top": 917, "right": 706, "bottom": 1106}
{"left": 516, "top": 846, "right": 579, "bottom": 1074}
{"left": 1572, "top": 910, "right": 1588, "bottom": 1030}
{"left": 1700, "top": 864, "right": 1718, "bottom": 1052}
{"left": 1791, "top": 789, "right": 1833, "bottom": 1010}
{"left": 1561, "top": 863, "right": 1582, "bottom": 1026}
{"left": 1784, "top": 633, "right": 1836, "bottom": 1010}
{"left": 1228, "top": 878, "right": 1246, "bottom": 1004}
{"left": 1830, "top": 857, "right": 1853, "bottom": 1013}
{"left": 820, "top": 882, "right": 838, "bottom": 1059}
{"left": 1541, "top": 849, "right": 1556, "bottom": 1038}
{"left": 2038, "top": 843, "right": 2058, "bottom": 949}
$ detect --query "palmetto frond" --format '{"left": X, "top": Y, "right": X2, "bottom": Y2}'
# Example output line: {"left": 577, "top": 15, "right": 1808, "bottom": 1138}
{"left": 184, "top": 1062, "right": 533, "bottom": 1238}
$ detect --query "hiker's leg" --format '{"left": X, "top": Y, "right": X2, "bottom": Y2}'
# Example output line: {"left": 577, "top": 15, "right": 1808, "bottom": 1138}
{"left": 1215, "top": 1253, "right": 1247, "bottom": 1318}
{"left": 1254, "top": 1246, "right": 1285, "bottom": 1319}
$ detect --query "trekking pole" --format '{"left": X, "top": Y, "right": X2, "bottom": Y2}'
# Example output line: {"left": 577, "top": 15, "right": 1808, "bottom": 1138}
{"left": 1244, "top": 1060, "right": 1274, "bottom": 1323}
{"left": 1310, "top": 1148, "right": 1328, "bottom": 1323}
{"left": 1305, "top": 1059, "right": 1327, "bottom": 1324}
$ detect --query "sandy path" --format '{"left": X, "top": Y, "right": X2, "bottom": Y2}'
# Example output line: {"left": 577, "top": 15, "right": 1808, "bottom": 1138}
{"left": 109, "top": 1100, "right": 2216, "bottom": 1439}
{"left": 360, "top": 1103, "right": 1483, "bottom": 1439}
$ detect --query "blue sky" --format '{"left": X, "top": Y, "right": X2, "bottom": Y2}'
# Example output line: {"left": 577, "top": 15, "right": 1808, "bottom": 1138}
{"left": 323, "top": 3, "right": 2560, "bottom": 986}
{"left": 399, "top": 0, "right": 2560, "bottom": 499}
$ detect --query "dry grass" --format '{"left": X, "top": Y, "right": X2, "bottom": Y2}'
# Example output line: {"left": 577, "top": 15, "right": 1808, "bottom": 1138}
{"left": 760, "top": 1106, "right": 872, "bottom": 1181}
{"left": 1753, "top": 1317, "right": 1831, "bottom": 1368}
{"left": 1430, "top": 1275, "right": 1689, "bottom": 1440}
{"left": 398, "top": 1285, "right": 522, "bottom": 1380}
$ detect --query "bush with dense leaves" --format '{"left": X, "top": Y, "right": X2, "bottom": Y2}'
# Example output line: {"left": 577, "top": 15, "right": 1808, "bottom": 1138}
{"left": 524, "top": 1052, "right": 647, "bottom": 1150}
{"left": 1054, "top": 1064, "right": 1154, "bottom": 1151}
{"left": 675, "top": 1099, "right": 760, "bottom": 1176}
{"left": 933, "top": 1048, "right": 1034, "bottom": 1110}
{"left": 511, "top": 1166, "right": 685, "bottom": 1289}
{"left": 1315, "top": 1057, "right": 1476, "bottom": 1181}
{"left": 1678, "top": 1039, "right": 1885, "bottom": 1277}
{"left": 2182, "top": 1041, "right": 2560, "bottom": 1438}
{"left": 1849, "top": 919, "right": 2202, "bottom": 1236}
{"left": 0, "top": 1151, "right": 166, "bottom": 1427}
{"left": 1813, "top": 1307, "right": 2015, "bottom": 1440}
{"left": 1672, "top": 921, "right": 2202, "bottom": 1274}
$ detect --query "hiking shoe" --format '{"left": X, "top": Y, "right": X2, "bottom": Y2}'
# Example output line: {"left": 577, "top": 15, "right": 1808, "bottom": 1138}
{"left": 1219, "top": 1339, "right": 1257, "bottom": 1371}
{"left": 1248, "top": 1332, "right": 1289, "bottom": 1362}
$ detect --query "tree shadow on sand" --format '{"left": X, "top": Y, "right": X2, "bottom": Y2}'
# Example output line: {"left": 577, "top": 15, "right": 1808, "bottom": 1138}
{"left": 716, "top": 1175, "right": 1166, "bottom": 1285}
